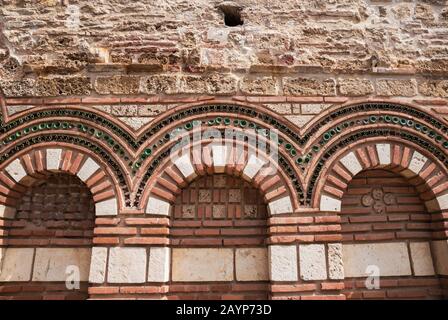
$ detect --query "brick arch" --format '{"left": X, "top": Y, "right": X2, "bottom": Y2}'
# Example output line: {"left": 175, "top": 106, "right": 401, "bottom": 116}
{"left": 317, "top": 140, "right": 448, "bottom": 215}
{"left": 0, "top": 145, "right": 120, "bottom": 218}
{"left": 142, "top": 140, "right": 297, "bottom": 218}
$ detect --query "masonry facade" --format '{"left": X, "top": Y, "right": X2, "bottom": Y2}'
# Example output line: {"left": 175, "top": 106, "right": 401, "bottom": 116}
{"left": 0, "top": 0, "right": 448, "bottom": 300}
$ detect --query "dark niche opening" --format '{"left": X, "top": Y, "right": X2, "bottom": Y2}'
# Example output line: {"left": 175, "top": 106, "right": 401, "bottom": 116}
{"left": 219, "top": 5, "right": 244, "bottom": 27}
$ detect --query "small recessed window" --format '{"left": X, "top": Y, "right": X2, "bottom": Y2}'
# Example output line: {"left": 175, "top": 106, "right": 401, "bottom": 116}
{"left": 219, "top": 5, "right": 244, "bottom": 27}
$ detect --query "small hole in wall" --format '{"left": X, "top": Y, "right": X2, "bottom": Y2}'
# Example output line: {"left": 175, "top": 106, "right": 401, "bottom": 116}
{"left": 220, "top": 5, "right": 244, "bottom": 27}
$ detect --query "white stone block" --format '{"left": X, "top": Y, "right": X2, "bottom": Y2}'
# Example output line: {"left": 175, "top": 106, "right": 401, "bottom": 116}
{"left": 0, "top": 248, "right": 34, "bottom": 282}
{"left": 212, "top": 145, "right": 227, "bottom": 173}
{"left": 108, "top": 248, "right": 147, "bottom": 283}
{"left": 340, "top": 152, "right": 362, "bottom": 176}
{"left": 299, "top": 244, "right": 327, "bottom": 280}
{"left": 147, "top": 247, "right": 170, "bottom": 282}
{"left": 436, "top": 194, "right": 448, "bottom": 211}
{"left": 407, "top": 151, "right": 427, "bottom": 175}
{"left": 410, "top": 242, "right": 435, "bottom": 276}
{"left": 146, "top": 197, "right": 171, "bottom": 216}
{"left": 5, "top": 158, "right": 27, "bottom": 182}
{"left": 95, "top": 198, "right": 118, "bottom": 216}
{"left": 174, "top": 154, "right": 196, "bottom": 180}
{"left": 343, "top": 242, "right": 412, "bottom": 277}
{"left": 46, "top": 148, "right": 62, "bottom": 170}
{"left": 242, "top": 155, "right": 265, "bottom": 181}
{"left": 431, "top": 240, "right": 448, "bottom": 275}
{"left": 0, "top": 204, "right": 16, "bottom": 219}
{"left": 269, "top": 245, "right": 298, "bottom": 281}
{"left": 376, "top": 143, "right": 391, "bottom": 165}
{"left": 89, "top": 247, "right": 108, "bottom": 284}
{"left": 172, "top": 248, "right": 234, "bottom": 282}
{"left": 268, "top": 196, "right": 293, "bottom": 215}
{"left": 32, "top": 248, "right": 91, "bottom": 281}
{"left": 77, "top": 157, "right": 100, "bottom": 182}
{"left": 235, "top": 248, "right": 269, "bottom": 281}
{"left": 320, "top": 195, "right": 341, "bottom": 212}
{"left": 328, "top": 243, "right": 344, "bottom": 280}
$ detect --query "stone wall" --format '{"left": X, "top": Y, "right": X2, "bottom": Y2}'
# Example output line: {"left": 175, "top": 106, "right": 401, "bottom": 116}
{"left": 0, "top": 0, "right": 448, "bottom": 300}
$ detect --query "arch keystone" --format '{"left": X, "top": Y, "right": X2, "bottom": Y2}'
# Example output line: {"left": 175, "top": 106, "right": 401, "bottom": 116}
{"left": 376, "top": 143, "right": 391, "bottom": 165}
{"left": 46, "top": 148, "right": 63, "bottom": 171}
{"left": 212, "top": 145, "right": 228, "bottom": 173}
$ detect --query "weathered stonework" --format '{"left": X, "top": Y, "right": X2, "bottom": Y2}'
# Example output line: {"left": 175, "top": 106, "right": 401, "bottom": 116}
{"left": 172, "top": 248, "right": 234, "bottom": 282}
{"left": 0, "top": 0, "right": 448, "bottom": 301}
{"left": 338, "top": 79, "right": 374, "bottom": 96}
{"left": 343, "top": 243, "right": 412, "bottom": 277}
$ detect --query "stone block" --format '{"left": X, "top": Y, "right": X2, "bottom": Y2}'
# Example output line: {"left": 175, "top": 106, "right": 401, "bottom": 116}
{"left": 431, "top": 240, "right": 448, "bottom": 275}
{"left": 46, "top": 148, "right": 62, "bottom": 170}
{"left": 36, "top": 77, "right": 92, "bottom": 96}
{"left": 268, "top": 196, "right": 293, "bottom": 215}
{"left": 320, "top": 195, "right": 341, "bottom": 212}
{"left": 174, "top": 154, "right": 197, "bottom": 181}
{"left": 148, "top": 247, "right": 170, "bottom": 282}
{"left": 436, "top": 194, "right": 448, "bottom": 211}
{"left": 376, "top": 143, "right": 391, "bottom": 165}
{"left": 89, "top": 247, "right": 108, "bottom": 284}
{"left": 299, "top": 244, "right": 327, "bottom": 280}
{"left": 172, "top": 248, "right": 234, "bottom": 282}
{"left": 5, "top": 158, "right": 27, "bottom": 182}
{"left": 77, "top": 157, "right": 100, "bottom": 182}
{"left": 418, "top": 80, "right": 448, "bottom": 98}
{"left": 242, "top": 155, "right": 265, "bottom": 181}
{"left": 343, "top": 242, "right": 412, "bottom": 277}
{"left": 95, "top": 75, "right": 140, "bottom": 94}
{"left": 143, "top": 75, "right": 178, "bottom": 95}
{"left": 377, "top": 79, "right": 417, "bottom": 97}
{"left": 410, "top": 242, "right": 435, "bottom": 276}
{"left": 328, "top": 243, "right": 344, "bottom": 280}
{"left": 0, "top": 248, "right": 34, "bottom": 282}
{"left": 340, "top": 152, "right": 362, "bottom": 176}
{"left": 212, "top": 145, "right": 228, "bottom": 173}
{"left": 269, "top": 245, "right": 298, "bottom": 281}
{"left": 240, "top": 76, "right": 277, "bottom": 95}
{"left": 108, "top": 248, "right": 147, "bottom": 283}
{"left": 283, "top": 77, "right": 336, "bottom": 96}
{"left": 33, "top": 248, "right": 91, "bottom": 281}
{"left": 407, "top": 151, "right": 428, "bottom": 175}
{"left": 235, "top": 248, "right": 269, "bottom": 281}
{"left": 0, "top": 204, "right": 16, "bottom": 219}
{"left": 95, "top": 198, "right": 118, "bottom": 216}
{"left": 338, "top": 78, "right": 374, "bottom": 96}
{"left": 180, "top": 74, "right": 237, "bottom": 95}
{"left": 146, "top": 196, "right": 171, "bottom": 216}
